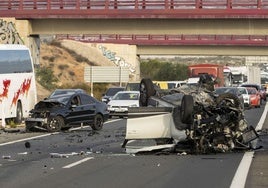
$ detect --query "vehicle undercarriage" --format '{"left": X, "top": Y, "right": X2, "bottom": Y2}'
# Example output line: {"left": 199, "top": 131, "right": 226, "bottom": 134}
{"left": 123, "top": 76, "right": 259, "bottom": 154}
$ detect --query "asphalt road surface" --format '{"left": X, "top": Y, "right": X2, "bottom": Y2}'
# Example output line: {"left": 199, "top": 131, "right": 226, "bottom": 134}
{"left": 0, "top": 104, "right": 267, "bottom": 188}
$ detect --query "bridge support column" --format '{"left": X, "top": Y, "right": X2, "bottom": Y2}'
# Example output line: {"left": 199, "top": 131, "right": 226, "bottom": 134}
{"left": 0, "top": 18, "right": 40, "bottom": 66}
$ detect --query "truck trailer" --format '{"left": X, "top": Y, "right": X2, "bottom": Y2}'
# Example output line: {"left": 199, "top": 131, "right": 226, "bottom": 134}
{"left": 228, "top": 66, "right": 261, "bottom": 86}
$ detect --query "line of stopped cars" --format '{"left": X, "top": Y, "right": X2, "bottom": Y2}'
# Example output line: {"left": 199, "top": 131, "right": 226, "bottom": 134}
{"left": 122, "top": 75, "right": 260, "bottom": 154}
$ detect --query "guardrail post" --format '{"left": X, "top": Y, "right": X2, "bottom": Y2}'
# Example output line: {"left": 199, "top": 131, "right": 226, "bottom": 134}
{"left": 105, "top": 0, "right": 109, "bottom": 9}
{"left": 114, "top": 0, "right": 118, "bottom": 9}
{"left": 257, "top": 0, "right": 261, "bottom": 9}
{"left": 142, "top": 0, "right": 146, "bottom": 9}
{"left": 227, "top": 0, "right": 232, "bottom": 9}
{"left": 196, "top": 0, "right": 202, "bottom": 9}
{"left": 47, "top": 0, "right": 51, "bottom": 10}
{"left": 134, "top": 0, "right": 138, "bottom": 9}
{"left": 19, "top": 0, "right": 23, "bottom": 10}
{"left": 86, "top": 0, "right": 91, "bottom": 9}
{"left": 170, "top": 0, "right": 174, "bottom": 9}
{"left": 33, "top": 0, "right": 37, "bottom": 9}
{"left": 76, "top": 0, "right": 81, "bottom": 10}
{"left": 8, "top": 0, "right": 11, "bottom": 9}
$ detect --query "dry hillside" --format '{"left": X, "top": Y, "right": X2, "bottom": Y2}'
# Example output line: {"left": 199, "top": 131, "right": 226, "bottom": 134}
{"left": 37, "top": 40, "right": 116, "bottom": 101}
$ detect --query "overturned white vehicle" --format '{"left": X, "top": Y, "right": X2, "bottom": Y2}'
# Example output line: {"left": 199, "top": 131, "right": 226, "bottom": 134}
{"left": 122, "top": 76, "right": 258, "bottom": 154}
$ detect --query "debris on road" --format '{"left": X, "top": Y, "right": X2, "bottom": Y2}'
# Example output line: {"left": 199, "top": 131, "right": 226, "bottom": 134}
{"left": 2, "top": 155, "right": 11, "bottom": 159}
{"left": 25, "top": 141, "right": 31, "bottom": 148}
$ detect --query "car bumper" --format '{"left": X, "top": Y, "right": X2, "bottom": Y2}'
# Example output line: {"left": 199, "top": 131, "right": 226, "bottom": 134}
{"left": 108, "top": 107, "right": 128, "bottom": 117}
{"left": 25, "top": 118, "right": 48, "bottom": 131}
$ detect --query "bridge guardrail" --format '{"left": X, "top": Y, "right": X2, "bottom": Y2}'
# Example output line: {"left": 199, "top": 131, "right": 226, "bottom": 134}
{"left": 1, "top": 0, "right": 268, "bottom": 18}
{"left": 56, "top": 34, "right": 268, "bottom": 46}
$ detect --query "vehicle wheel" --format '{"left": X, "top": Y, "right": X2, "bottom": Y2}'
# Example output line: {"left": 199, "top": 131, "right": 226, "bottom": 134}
{"left": 139, "top": 78, "right": 156, "bottom": 107}
{"left": 216, "top": 93, "right": 241, "bottom": 108}
{"left": 14, "top": 102, "right": 23, "bottom": 124}
{"left": 46, "top": 116, "right": 64, "bottom": 132}
{"left": 91, "top": 114, "right": 104, "bottom": 131}
{"left": 180, "top": 95, "right": 194, "bottom": 124}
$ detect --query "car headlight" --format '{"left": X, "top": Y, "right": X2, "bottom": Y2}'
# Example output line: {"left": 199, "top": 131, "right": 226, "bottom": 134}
{"left": 129, "top": 104, "right": 138, "bottom": 107}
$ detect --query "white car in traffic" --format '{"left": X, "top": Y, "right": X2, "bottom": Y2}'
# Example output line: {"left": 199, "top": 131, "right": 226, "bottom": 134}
{"left": 107, "top": 91, "right": 140, "bottom": 117}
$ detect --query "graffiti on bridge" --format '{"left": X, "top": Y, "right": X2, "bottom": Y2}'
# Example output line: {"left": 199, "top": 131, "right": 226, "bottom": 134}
{"left": 0, "top": 19, "right": 23, "bottom": 44}
{"left": 98, "top": 45, "right": 136, "bottom": 73}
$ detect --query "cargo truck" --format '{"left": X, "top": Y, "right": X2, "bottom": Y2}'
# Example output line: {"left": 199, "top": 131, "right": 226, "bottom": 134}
{"left": 187, "top": 63, "right": 225, "bottom": 87}
{"left": 228, "top": 66, "right": 261, "bottom": 86}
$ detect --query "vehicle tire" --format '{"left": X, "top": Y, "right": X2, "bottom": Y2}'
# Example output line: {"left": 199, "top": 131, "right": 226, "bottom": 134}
{"left": 180, "top": 95, "right": 194, "bottom": 124}
{"left": 139, "top": 78, "right": 156, "bottom": 107}
{"left": 14, "top": 102, "right": 23, "bottom": 124}
{"left": 46, "top": 116, "right": 64, "bottom": 132}
{"left": 216, "top": 93, "right": 241, "bottom": 108}
{"left": 91, "top": 114, "right": 104, "bottom": 131}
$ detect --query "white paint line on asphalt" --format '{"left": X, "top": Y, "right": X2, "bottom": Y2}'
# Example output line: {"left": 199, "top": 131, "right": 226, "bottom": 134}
{"left": 0, "top": 132, "right": 59, "bottom": 146}
{"left": 62, "top": 157, "right": 94, "bottom": 169}
{"left": 255, "top": 102, "right": 268, "bottom": 131}
{"left": 230, "top": 151, "right": 254, "bottom": 188}
{"left": 230, "top": 102, "right": 268, "bottom": 188}
{"left": 0, "top": 119, "right": 122, "bottom": 146}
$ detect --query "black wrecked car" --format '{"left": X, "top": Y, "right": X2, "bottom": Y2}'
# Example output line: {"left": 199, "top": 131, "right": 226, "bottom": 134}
{"left": 25, "top": 91, "right": 109, "bottom": 132}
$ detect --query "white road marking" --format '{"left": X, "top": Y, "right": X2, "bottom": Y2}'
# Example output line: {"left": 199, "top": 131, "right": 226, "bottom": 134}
{"left": 62, "top": 157, "right": 94, "bottom": 169}
{"left": 230, "top": 151, "right": 254, "bottom": 188}
{"left": 230, "top": 102, "right": 268, "bottom": 188}
{"left": 255, "top": 102, "right": 268, "bottom": 131}
{"left": 0, "top": 133, "right": 59, "bottom": 146}
{"left": 0, "top": 119, "right": 122, "bottom": 146}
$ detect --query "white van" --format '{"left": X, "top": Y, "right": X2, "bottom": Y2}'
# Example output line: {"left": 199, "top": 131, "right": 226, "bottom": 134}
{"left": 0, "top": 45, "right": 37, "bottom": 127}
{"left": 167, "top": 81, "right": 187, "bottom": 89}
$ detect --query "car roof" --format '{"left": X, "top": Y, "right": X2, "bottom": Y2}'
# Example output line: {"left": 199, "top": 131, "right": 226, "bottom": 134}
{"left": 48, "top": 89, "right": 86, "bottom": 98}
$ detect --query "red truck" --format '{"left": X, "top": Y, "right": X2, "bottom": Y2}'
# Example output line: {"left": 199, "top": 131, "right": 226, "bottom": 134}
{"left": 188, "top": 63, "right": 225, "bottom": 87}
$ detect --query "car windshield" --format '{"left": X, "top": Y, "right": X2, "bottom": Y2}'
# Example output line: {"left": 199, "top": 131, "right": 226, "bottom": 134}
{"left": 106, "top": 88, "right": 124, "bottom": 96}
{"left": 49, "top": 89, "right": 84, "bottom": 98}
{"left": 242, "top": 84, "right": 260, "bottom": 91}
{"left": 238, "top": 88, "right": 247, "bottom": 94}
{"left": 112, "top": 93, "right": 139, "bottom": 100}
{"left": 247, "top": 88, "right": 257, "bottom": 94}
{"left": 215, "top": 87, "right": 237, "bottom": 95}
{"left": 48, "top": 95, "right": 71, "bottom": 105}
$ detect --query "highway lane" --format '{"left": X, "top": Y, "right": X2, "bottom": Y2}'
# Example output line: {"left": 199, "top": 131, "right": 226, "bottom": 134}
{"left": 0, "top": 105, "right": 266, "bottom": 188}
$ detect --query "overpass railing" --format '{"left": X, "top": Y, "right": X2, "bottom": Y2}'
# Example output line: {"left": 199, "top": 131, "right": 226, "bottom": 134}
{"left": 1, "top": 0, "right": 268, "bottom": 18}
{"left": 56, "top": 34, "right": 268, "bottom": 46}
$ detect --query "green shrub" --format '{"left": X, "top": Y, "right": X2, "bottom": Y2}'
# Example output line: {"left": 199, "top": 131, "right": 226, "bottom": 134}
{"left": 36, "top": 67, "right": 58, "bottom": 90}
{"left": 141, "top": 60, "right": 188, "bottom": 81}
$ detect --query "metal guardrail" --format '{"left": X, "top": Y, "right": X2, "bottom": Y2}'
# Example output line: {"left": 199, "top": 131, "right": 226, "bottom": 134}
{"left": 56, "top": 34, "right": 268, "bottom": 46}
{"left": 1, "top": 0, "right": 268, "bottom": 18}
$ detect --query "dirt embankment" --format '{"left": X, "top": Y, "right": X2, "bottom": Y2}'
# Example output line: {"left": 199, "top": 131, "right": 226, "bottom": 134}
{"left": 37, "top": 40, "right": 116, "bottom": 100}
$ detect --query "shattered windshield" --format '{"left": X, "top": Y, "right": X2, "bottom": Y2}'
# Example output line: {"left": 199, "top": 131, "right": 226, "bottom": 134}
{"left": 47, "top": 95, "right": 71, "bottom": 105}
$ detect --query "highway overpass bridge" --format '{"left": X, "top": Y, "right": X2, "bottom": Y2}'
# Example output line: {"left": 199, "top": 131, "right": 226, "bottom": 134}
{"left": 1, "top": 0, "right": 268, "bottom": 65}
